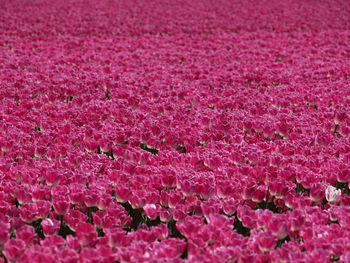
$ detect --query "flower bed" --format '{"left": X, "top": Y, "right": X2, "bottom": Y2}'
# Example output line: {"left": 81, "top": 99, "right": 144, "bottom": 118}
{"left": 0, "top": 0, "right": 350, "bottom": 262}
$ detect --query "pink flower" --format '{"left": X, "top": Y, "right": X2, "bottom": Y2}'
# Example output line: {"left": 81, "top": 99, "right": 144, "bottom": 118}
{"left": 69, "top": 186, "right": 85, "bottom": 205}
{"left": 200, "top": 201, "right": 221, "bottom": 217}
{"left": 3, "top": 239, "right": 26, "bottom": 262}
{"left": 257, "top": 210, "right": 273, "bottom": 230}
{"left": 290, "top": 214, "right": 305, "bottom": 232}
{"left": 34, "top": 200, "right": 52, "bottom": 219}
{"left": 64, "top": 210, "right": 88, "bottom": 231}
{"left": 143, "top": 204, "right": 159, "bottom": 220}
{"left": 252, "top": 186, "right": 267, "bottom": 203}
{"left": 66, "top": 235, "right": 81, "bottom": 252}
{"left": 0, "top": 221, "right": 10, "bottom": 250}
{"left": 160, "top": 191, "right": 170, "bottom": 207}
{"left": 19, "top": 245, "right": 56, "bottom": 263}
{"left": 161, "top": 238, "right": 187, "bottom": 258}
{"left": 19, "top": 203, "right": 38, "bottom": 223}
{"left": 83, "top": 139, "right": 98, "bottom": 153}
{"left": 16, "top": 189, "right": 32, "bottom": 205}
{"left": 242, "top": 182, "right": 256, "bottom": 201}
{"left": 75, "top": 223, "right": 97, "bottom": 247}
{"left": 44, "top": 170, "right": 61, "bottom": 187}
{"left": 151, "top": 224, "right": 169, "bottom": 240}
{"left": 198, "top": 179, "right": 215, "bottom": 200}
{"left": 269, "top": 179, "right": 289, "bottom": 199}
{"left": 310, "top": 183, "right": 325, "bottom": 204}
{"left": 31, "top": 186, "right": 51, "bottom": 201}
{"left": 222, "top": 198, "right": 239, "bottom": 216}
{"left": 256, "top": 232, "right": 277, "bottom": 253}
{"left": 114, "top": 185, "right": 131, "bottom": 203}
{"left": 105, "top": 228, "right": 129, "bottom": 248}
{"left": 92, "top": 210, "right": 106, "bottom": 229}
{"left": 54, "top": 247, "right": 79, "bottom": 263}
{"left": 207, "top": 213, "right": 233, "bottom": 230}
{"left": 168, "top": 190, "right": 184, "bottom": 208}
{"left": 40, "top": 235, "right": 66, "bottom": 248}
{"left": 173, "top": 206, "right": 187, "bottom": 221}
{"left": 15, "top": 225, "right": 38, "bottom": 246}
{"left": 96, "top": 194, "right": 113, "bottom": 210}
{"left": 159, "top": 208, "right": 173, "bottom": 223}
{"left": 79, "top": 248, "right": 101, "bottom": 263}
{"left": 177, "top": 216, "right": 203, "bottom": 238}
{"left": 337, "top": 168, "right": 350, "bottom": 184}
{"left": 52, "top": 196, "right": 70, "bottom": 215}
{"left": 216, "top": 182, "right": 233, "bottom": 199}
{"left": 41, "top": 218, "right": 61, "bottom": 236}
{"left": 129, "top": 191, "right": 146, "bottom": 209}
{"left": 99, "top": 136, "right": 112, "bottom": 153}
{"left": 84, "top": 190, "right": 100, "bottom": 208}
{"left": 267, "top": 218, "right": 288, "bottom": 240}
{"left": 160, "top": 169, "right": 177, "bottom": 188}
{"left": 241, "top": 215, "right": 257, "bottom": 229}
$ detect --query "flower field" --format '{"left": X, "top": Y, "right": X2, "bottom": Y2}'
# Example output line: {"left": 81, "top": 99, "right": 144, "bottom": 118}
{"left": 0, "top": 0, "right": 350, "bottom": 262}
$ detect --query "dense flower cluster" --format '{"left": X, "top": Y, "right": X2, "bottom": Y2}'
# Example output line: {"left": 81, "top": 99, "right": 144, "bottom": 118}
{"left": 0, "top": 0, "right": 350, "bottom": 262}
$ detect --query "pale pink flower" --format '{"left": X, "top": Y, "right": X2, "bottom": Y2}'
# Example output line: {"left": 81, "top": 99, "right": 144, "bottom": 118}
{"left": 325, "top": 185, "right": 341, "bottom": 203}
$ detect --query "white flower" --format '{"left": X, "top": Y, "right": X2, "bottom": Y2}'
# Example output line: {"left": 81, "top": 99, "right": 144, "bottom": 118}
{"left": 325, "top": 186, "right": 341, "bottom": 203}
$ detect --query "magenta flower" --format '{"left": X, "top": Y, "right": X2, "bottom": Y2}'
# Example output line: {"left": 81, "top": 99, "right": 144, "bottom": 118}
{"left": 84, "top": 190, "right": 100, "bottom": 208}
{"left": 31, "top": 186, "right": 51, "bottom": 201}
{"left": 19, "top": 245, "right": 56, "bottom": 263}
{"left": 41, "top": 218, "right": 61, "bottom": 236}
{"left": 143, "top": 204, "right": 160, "bottom": 220}
{"left": 83, "top": 139, "right": 98, "bottom": 153}
{"left": 159, "top": 208, "right": 173, "bottom": 223}
{"left": 66, "top": 235, "right": 81, "bottom": 252}
{"left": 177, "top": 216, "right": 203, "bottom": 239}
{"left": 44, "top": 170, "right": 61, "bottom": 187}
{"left": 267, "top": 218, "right": 288, "bottom": 240}
{"left": 52, "top": 196, "right": 70, "bottom": 216}
{"left": 168, "top": 191, "right": 185, "bottom": 209}
{"left": 242, "top": 182, "right": 256, "bottom": 201}
{"left": 105, "top": 228, "right": 129, "bottom": 248}
{"left": 92, "top": 210, "right": 106, "bottom": 229}
{"left": 310, "top": 183, "right": 325, "bottom": 204}
{"left": 19, "top": 203, "right": 38, "bottom": 223}
{"left": 160, "top": 169, "right": 177, "bottom": 188}
{"left": 3, "top": 239, "right": 26, "bottom": 262}
{"left": 15, "top": 225, "right": 38, "bottom": 246}
{"left": 222, "top": 198, "right": 239, "bottom": 216}
{"left": 34, "top": 200, "right": 52, "bottom": 219}
{"left": 269, "top": 179, "right": 289, "bottom": 199}
{"left": 114, "top": 185, "right": 131, "bottom": 203}
{"left": 64, "top": 210, "right": 88, "bottom": 231}
{"left": 96, "top": 194, "right": 113, "bottom": 210}
{"left": 337, "top": 168, "right": 350, "bottom": 184}
{"left": 252, "top": 186, "right": 267, "bottom": 203}
{"left": 75, "top": 223, "right": 97, "bottom": 247}
{"left": 16, "top": 189, "right": 32, "bottom": 205}
{"left": 173, "top": 206, "right": 187, "bottom": 221}
{"left": 40, "top": 235, "right": 66, "bottom": 248}
{"left": 290, "top": 214, "right": 305, "bottom": 232}
{"left": 256, "top": 231, "right": 277, "bottom": 253}
{"left": 151, "top": 224, "right": 169, "bottom": 241}
{"left": 161, "top": 238, "right": 187, "bottom": 258}
{"left": 129, "top": 191, "right": 146, "bottom": 209}
{"left": 0, "top": 221, "right": 10, "bottom": 250}
{"left": 54, "top": 247, "right": 79, "bottom": 263}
